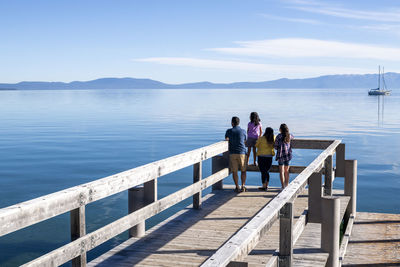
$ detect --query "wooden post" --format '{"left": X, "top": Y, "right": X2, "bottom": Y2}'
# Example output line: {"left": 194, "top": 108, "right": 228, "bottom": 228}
{"left": 193, "top": 161, "right": 202, "bottom": 209}
{"left": 308, "top": 172, "right": 322, "bottom": 223}
{"left": 321, "top": 196, "right": 340, "bottom": 267}
{"left": 70, "top": 206, "right": 86, "bottom": 267}
{"left": 279, "top": 202, "right": 293, "bottom": 267}
{"left": 344, "top": 160, "right": 357, "bottom": 220}
{"left": 324, "top": 155, "right": 333, "bottom": 196}
{"left": 144, "top": 179, "right": 157, "bottom": 205}
{"left": 212, "top": 152, "right": 229, "bottom": 191}
{"left": 335, "top": 144, "right": 345, "bottom": 177}
{"left": 128, "top": 186, "right": 145, "bottom": 238}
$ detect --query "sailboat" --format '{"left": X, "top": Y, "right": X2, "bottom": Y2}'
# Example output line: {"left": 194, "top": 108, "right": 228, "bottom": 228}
{"left": 368, "top": 66, "right": 391, "bottom": 95}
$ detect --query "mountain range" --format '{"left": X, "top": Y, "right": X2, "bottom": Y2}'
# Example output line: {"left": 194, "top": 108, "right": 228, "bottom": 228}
{"left": 1, "top": 73, "right": 399, "bottom": 90}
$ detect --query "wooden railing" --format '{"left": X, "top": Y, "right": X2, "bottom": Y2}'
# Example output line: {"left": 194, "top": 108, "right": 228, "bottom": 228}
{"left": 0, "top": 139, "right": 357, "bottom": 267}
{"left": 202, "top": 139, "right": 357, "bottom": 267}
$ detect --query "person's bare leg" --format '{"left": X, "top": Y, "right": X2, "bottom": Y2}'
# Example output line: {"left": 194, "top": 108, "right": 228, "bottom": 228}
{"left": 246, "top": 148, "right": 251, "bottom": 165}
{"left": 232, "top": 171, "right": 240, "bottom": 190}
{"left": 284, "top": 165, "right": 290, "bottom": 187}
{"left": 252, "top": 147, "right": 257, "bottom": 165}
{"left": 241, "top": 171, "right": 247, "bottom": 188}
{"left": 279, "top": 165, "right": 285, "bottom": 189}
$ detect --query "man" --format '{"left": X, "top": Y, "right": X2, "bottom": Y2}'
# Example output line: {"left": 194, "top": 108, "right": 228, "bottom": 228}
{"left": 225, "top": 116, "right": 247, "bottom": 192}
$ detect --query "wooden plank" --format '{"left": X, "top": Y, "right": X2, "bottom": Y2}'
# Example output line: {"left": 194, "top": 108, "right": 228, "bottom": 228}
{"left": 279, "top": 202, "right": 293, "bottom": 267}
{"left": 193, "top": 162, "right": 202, "bottom": 209}
{"left": 308, "top": 172, "right": 322, "bottom": 223}
{"left": 335, "top": 143, "right": 345, "bottom": 177}
{"left": 324, "top": 155, "right": 333, "bottom": 196}
{"left": 21, "top": 168, "right": 230, "bottom": 267}
{"left": 201, "top": 140, "right": 341, "bottom": 267}
{"left": 212, "top": 152, "right": 229, "bottom": 191}
{"left": 128, "top": 187, "right": 145, "bottom": 238}
{"left": 339, "top": 214, "right": 354, "bottom": 266}
{"left": 321, "top": 197, "right": 340, "bottom": 267}
{"left": 70, "top": 206, "right": 86, "bottom": 267}
{"left": 291, "top": 139, "right": 334, "bottom": 150}
{"left": 0, "top": 141, "right": 228, "bottom": 237}
{"left": 344, "top": 160, "right": 357, "bottom": 220}
{"left": 342, "top": 212, "right": 400, "bottom": 266}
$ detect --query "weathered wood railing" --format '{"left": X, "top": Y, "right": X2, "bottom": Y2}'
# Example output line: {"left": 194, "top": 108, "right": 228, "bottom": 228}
{"left": 202, "top": 139, "right": 357, "bottom": 267}
{"left": 0, "top": 139, "right": 356, "bottom": 267}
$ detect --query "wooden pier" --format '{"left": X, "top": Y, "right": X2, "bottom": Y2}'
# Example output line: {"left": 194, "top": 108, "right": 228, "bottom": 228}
{"left": 0, "top": 139, "right": 399, "bottom": 267}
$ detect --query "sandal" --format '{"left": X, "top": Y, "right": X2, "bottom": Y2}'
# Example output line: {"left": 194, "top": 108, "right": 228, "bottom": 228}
{"left": 241, "top": 186, "right": 247, "bottom": 192}
{"left": 234, "top": 187, "right": 240, "bottom": 193}
{"left": 258, "top": 187, "right": 267, "bottom": 191}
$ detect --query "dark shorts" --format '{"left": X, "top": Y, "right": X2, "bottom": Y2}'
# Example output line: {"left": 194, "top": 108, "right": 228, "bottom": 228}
{"left": 246, "top": 137, "right": 258, "bottom": 148}
{"left": 278, "top": 160, "right": 290, "bottom": 166}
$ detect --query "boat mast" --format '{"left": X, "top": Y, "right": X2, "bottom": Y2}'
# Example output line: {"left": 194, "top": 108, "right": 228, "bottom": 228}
{"left": 378, "top": 65, "right": 381, "bottom": 90}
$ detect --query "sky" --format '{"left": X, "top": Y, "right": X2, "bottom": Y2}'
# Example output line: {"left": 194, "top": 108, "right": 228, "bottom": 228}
{"left": 1, "top": 0, "right": 400, "bottom": 83}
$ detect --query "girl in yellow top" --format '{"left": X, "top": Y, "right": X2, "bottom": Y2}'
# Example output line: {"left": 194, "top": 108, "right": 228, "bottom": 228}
{"left": 255, "top": 127, "right": 275, "bottom": 191}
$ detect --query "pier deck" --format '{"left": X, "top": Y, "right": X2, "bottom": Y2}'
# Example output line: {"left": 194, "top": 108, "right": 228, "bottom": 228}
{"left": 89, "top": 187, "right": 349, "bottom": 267}
{"left": 342, "top": 212, "right": 400, "bottom": 266}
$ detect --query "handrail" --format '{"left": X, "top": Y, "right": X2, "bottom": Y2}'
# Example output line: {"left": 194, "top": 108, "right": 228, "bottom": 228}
{"left": 201, "top": 140, "right": 341, "bottom": 266}
{"left": 22, "top": 168, "right": 230, "bottom": 267}
{"left": 0, "top": 141, "right": 228, "bottom": 237}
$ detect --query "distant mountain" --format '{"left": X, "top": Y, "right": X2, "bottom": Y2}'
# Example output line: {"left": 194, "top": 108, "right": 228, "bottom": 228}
{"left": 1, "top": 73, "right": 399, "bottom": 90}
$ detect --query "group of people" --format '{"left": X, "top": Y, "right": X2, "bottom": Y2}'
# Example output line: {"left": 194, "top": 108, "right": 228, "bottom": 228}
{"left": 225, "top": 112, "right": 294, "bottom": 193}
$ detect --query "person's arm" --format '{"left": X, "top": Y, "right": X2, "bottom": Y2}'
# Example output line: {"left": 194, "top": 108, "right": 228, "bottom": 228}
{"left": 274, "top": 135, "right": 280, "bottom": 150}
{"left": 259, "top": 125, "right": 263, "bottom": 137}
{"left": 225, "top": 129, "right": 230, "bottom": 141}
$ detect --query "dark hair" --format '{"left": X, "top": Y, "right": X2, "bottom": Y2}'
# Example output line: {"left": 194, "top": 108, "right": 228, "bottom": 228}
{"left": 263, "top": 127, "right": 274, "bottom": 144}
{"left": 231, "top": 116, "right": 240, "bottom": 126}
{"left": 250, "top": 112, "right": 260, "bottom": 126}
{"left": 279, "top": 123, "right": 291, "bottom": 143}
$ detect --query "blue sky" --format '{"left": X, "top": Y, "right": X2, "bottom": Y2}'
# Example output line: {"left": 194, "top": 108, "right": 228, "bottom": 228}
{"left": 1, "top": 0, "right": 400, "bottom": 83}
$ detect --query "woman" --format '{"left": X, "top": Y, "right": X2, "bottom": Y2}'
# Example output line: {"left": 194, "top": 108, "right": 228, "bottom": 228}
{"left": 246, "top": 112, "right": 262, "bottom": 166}
{"left": 274, "top": 123, "right": 294, "bottom": 189}
{"left": 255, "top": 127, "right": 275, "bottom": 191}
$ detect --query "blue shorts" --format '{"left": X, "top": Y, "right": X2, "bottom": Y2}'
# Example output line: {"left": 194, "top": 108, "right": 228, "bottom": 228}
{"left": 278, "top": 160, "right": 290, "bottom": 166}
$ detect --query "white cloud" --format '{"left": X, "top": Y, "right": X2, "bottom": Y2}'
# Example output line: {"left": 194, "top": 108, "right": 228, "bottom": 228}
{"left": 260, "top": 14, "right": 320, "bottom": 24}
{"left": 208, "top": 38, "right": 400, "bottom": 61}
{"left": 135, "top": 57, "right": 373, "bottom": 78}
{"left": 284, "top": 0, "right": 400, "bottom": 23}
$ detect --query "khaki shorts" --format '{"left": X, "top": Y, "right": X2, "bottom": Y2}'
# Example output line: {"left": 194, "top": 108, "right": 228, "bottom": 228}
{"left": 230, "top": 154, "right": 247, "bottom": 172}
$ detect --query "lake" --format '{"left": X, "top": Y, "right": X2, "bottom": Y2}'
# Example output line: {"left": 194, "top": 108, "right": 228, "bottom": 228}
{"left": 0, "top": 88, "right": 399, "bottom": 266}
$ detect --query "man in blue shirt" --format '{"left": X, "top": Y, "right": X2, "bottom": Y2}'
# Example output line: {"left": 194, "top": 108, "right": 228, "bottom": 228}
{"left": 225, "top": 116, "right": 247, "bottom": 192}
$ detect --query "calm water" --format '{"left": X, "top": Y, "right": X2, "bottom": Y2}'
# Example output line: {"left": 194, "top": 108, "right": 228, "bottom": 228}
{"left": 0, "top": 88, "right": 399, "bottom": 266}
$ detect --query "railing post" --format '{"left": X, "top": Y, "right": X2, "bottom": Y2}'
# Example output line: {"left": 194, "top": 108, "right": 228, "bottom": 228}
{"left": 144, "top": 178, "right": 157, "bottom": 205}
{"left": 335, "top": 144, "right": 345, "bottom": 177}
{"left": 212, "top": 151, "right": 229, "bottom": 191}
{"left": 279, "top": 202, "right": 293, "bottom": 267}
{"left": 324, "top": 155, "right": 333, "bottom": 196}
{"left": 344, "top": 160, "right": 357, "bottom": 220}
{"left": 70, "top": 206, "right": 86, "bottom": 267}
{"left": 128, "top": 186, "right": 145, "bottom": 238}
{"left": 193, "top": 161, "right": 202, "bottom": 209}
{"left": 321, "top": 196, "right": 340, "bottom": 267}
{"left": 308, "top": 172, "right": 322, "bottom": 223}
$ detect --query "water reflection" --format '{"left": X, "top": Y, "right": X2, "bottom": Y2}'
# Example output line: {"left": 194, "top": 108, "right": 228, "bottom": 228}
{"left": 377, "top": 95, "right": 385, "bottom": 126}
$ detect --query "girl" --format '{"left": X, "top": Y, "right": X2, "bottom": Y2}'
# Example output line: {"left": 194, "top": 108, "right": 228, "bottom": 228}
{"left": 274, "top": 123, "right": 294, "bottom": 189}
{"left": 255, "top": 127, "right": 275, "bottom": 191}
{"left": 246, "top": 112, "right": 262, "bottom": 165}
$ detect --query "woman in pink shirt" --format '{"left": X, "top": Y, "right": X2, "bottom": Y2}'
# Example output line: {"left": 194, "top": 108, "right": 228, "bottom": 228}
{"left": 246, "top": 112, "right": 263, "bottom": 165}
